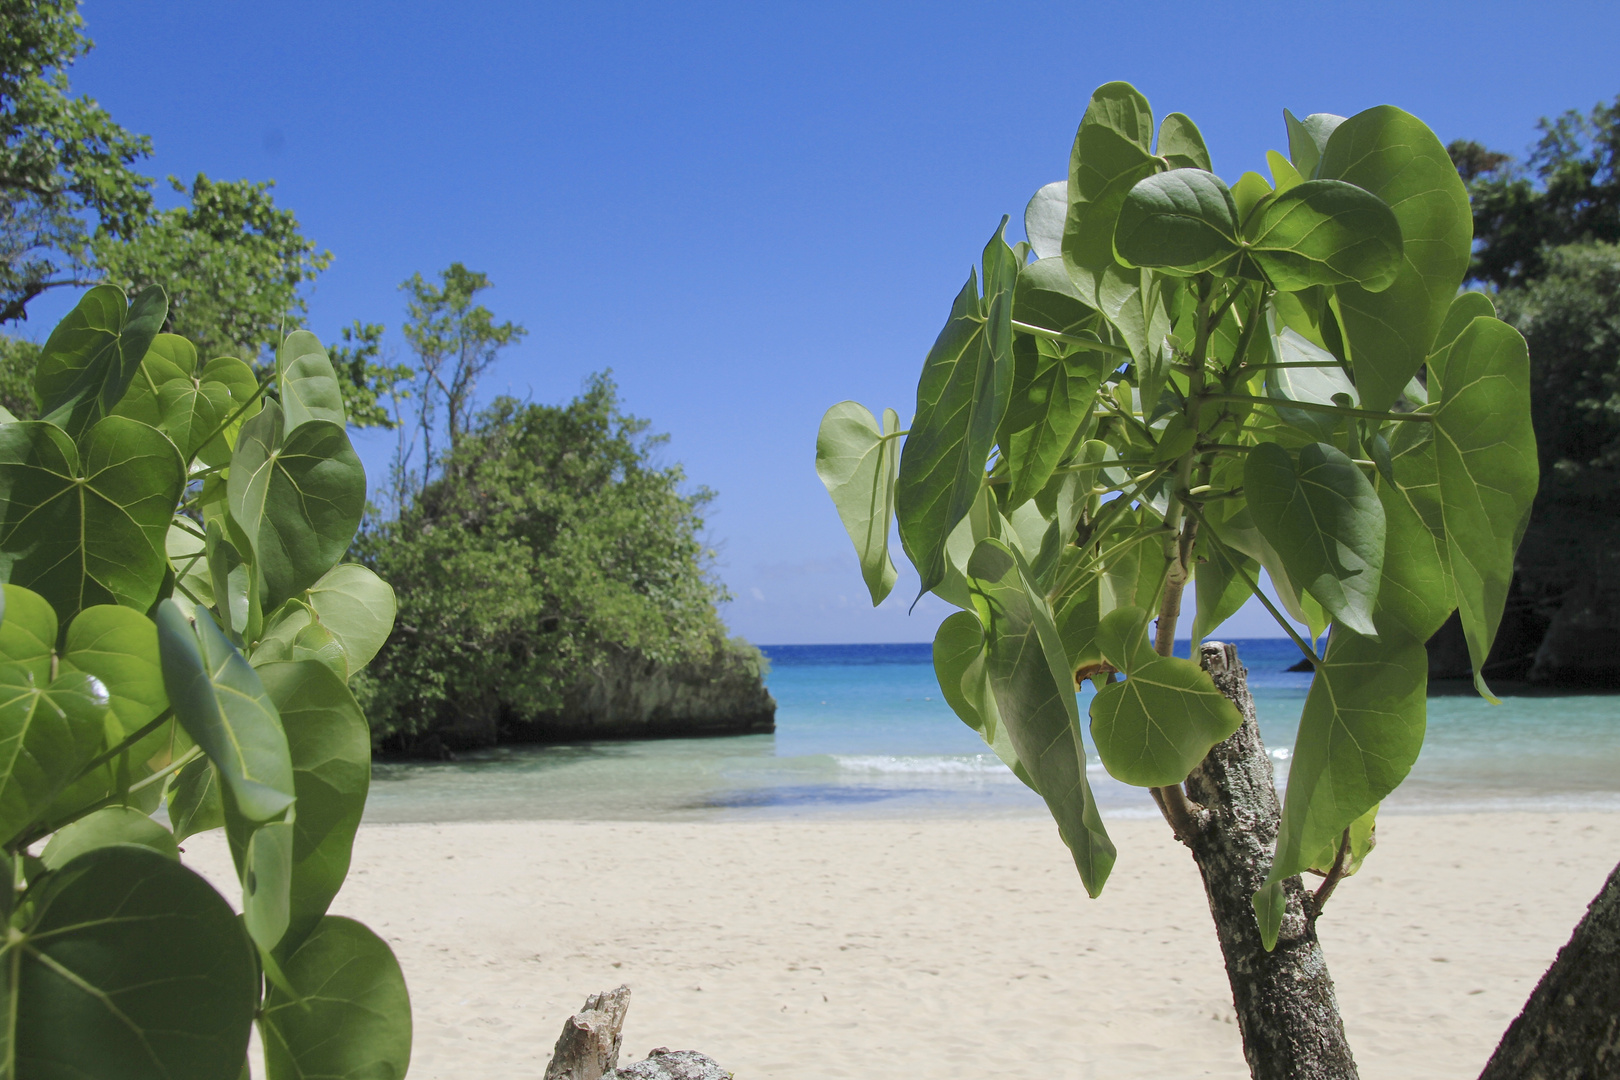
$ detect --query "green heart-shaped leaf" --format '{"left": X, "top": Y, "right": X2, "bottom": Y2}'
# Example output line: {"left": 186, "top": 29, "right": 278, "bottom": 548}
{"left": 966, "top": 538, "right": 1115, "bottom": 896}
{"left": 34, "top": 284, "right": 168, "bottom": 437}
{"left": 931, "top": 609, "right": 1032, "bottom": 788}
{"left": 0, "top": 417, "right": 184, "bottom": 627}
{"left": 897, "top": 221, "right": 1018, "bottom": 598}
{"left": 1319, "top": 105, "right": 1472, "bottom": 413}
{"left": 277, "top": 331, "right": 346, "bottom": 432}
{"left": 1114, "top": 169, "right": 1242, "bottom": 275}
{"left": 997, "top": 333, "right": 1109, "bottom": 507}
{"left": 1245, "top": 442, "right": 1385, "bottom": 637}
{"left": 1266, "top": 626, "right": 1426, "bottom": 885}
{"left": 40, "top": 805, "right": 178, "bottom": 869}
{"left": 260, "top": 917, "right": 412, "bottom": 1080}
{"left": 1023, "top": 181, "right": 1068, "bottom": 261}
{"left": 257, "top": 660, "right": 371, "bottom": 953}
{"left": 1243, "top": 179, "right": 1403, "bottom": 292}
{"left": 1282, "top": 109, "right": 1345, "bottom": 180}
{"left": 816, "top": 402, "right": 901, "bottom": 605}
{"left": 1157, "top": 113, "right": 1211, "bottom": 171}
{"left": 6, "top": 845, "right": 256, "bottom": 1080}
{"left": 0, "top": 663, "right": 108, "bottom": 844}
{"left": 227, "top": 399, "right": 367, "bottom": 609}
{"left": 0, "top": 583, "right": 57, "bottom": 686}
{"left": 1089, "top": 652, "right": 1242, "bottom": 787}
{"left": 114, "top": 334, "right": 260, "bottom": 465}
{"left": 166, "top": 755, "right": 224, "bottom": 842}
{"left": 1432, "top": 317, "right": 1538, "bottom": 700}
{"left": 155, "top": 599, "right": 293, "bottom": 823}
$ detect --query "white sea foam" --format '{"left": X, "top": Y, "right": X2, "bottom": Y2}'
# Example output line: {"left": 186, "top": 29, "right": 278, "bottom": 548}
{"left": 833, "top": 754, "right": 1011, "bottom": 775}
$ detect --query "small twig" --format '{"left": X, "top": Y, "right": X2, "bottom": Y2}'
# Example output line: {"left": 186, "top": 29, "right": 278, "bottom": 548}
{"left": 1308, "top": 827, "right": 1353, "bottom": 925}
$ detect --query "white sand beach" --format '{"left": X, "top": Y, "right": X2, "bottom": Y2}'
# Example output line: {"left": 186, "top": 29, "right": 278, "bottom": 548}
{"left": 185, "top": 811, "right": 1620, "bottom": 1079}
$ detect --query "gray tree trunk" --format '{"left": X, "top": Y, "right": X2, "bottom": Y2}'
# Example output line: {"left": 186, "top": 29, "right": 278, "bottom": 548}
{"left": 1183, "top": 642, "right": 1359, "bottom": 1080}
{"left": 1478, "top": 859, "right": 1620, "bottom": 1079}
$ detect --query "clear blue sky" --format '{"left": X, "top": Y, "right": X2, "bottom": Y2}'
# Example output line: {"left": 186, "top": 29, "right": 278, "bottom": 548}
{"left": 40, "top": 0, "right": 1620, "bottom": 644}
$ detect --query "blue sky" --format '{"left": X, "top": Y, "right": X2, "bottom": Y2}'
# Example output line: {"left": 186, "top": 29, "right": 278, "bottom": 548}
{"left": 39, "top": 1, "right": 1620, "bottom": 643}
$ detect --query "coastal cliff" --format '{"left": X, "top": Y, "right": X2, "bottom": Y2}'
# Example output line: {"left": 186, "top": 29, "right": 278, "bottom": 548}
{"left": 519, "top": 640, "right": 776, "bottom": 742}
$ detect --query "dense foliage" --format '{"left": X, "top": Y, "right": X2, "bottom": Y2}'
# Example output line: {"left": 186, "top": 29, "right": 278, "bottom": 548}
{"left": 818, "top": 83, "right": 1534, "bottom": 953}
{"left": 92, "top": 173, "right": 333, "bottom": 364}
{"left": 0, "top": 0, "right": 153, "bottom": 322}
{"left": 357, "top": 374, "right": 745, "bottom": 748}
{"left": 0, "top": 286, "right": 410, "bottom": 1078}
{"left": 1451, "top": 94, "right": 1620, "bottom": 289}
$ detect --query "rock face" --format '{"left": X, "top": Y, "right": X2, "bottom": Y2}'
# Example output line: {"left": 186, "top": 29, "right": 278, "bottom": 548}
{"left": 1529, "top": 586, "right": 1620, "bottom": 687}
{"left": 613, "top": 1049, "right": 732, "bottom": 1080}
{"left": 524, "top": 642, "right": 776, "bottom": 741}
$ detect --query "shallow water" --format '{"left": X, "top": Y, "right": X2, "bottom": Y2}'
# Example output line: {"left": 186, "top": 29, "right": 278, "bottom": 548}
{"left": 365, "top": 640, "right": 1620, "bottom": 824}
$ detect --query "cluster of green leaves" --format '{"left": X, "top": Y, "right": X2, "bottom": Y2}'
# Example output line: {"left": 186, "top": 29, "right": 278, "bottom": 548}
{"left": 356, "top": 374, "right": 749, "bottom": 748}
{"left": 0, "top": 0, "right": 154, "bottom": 322}
{"left": 818, "top": 82, "right": 1537, "bottom": 946}
{"left": 0, "top": 286, "right": 410, "bottom": 1078}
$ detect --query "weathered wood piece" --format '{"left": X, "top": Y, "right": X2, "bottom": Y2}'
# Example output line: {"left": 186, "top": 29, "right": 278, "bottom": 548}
{"left": 1184, "top": 642, "right": 1359, "bottom": 1080}
{"left": 545, "top": 985, "right": 632, "bottom": 1080}
{"left": 1479, "top": 858, "right": 1620, "bottom": 1079}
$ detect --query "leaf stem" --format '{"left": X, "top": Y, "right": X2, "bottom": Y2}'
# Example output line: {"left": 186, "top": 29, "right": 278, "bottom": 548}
{"left": 1308, "top": 828, "right": 1353, "bottom": 925}
{"left": 1203, "top": 393, "right": 1434, "bottom": 423}
{"left": 1011, "top": 321, "right": 1134, "bottom": 358}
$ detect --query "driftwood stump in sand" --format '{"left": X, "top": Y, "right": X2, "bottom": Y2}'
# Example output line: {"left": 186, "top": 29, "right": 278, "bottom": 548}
{"left": 544, "top": 986, "right": 732, "bottom": 1080}
{"left": 545, "top": 986, "right": 631, "bottom": 1080}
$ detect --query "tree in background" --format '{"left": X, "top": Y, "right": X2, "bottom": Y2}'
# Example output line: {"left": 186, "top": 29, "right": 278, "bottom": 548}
{"left": 93, "top": 173, "right": 331, "bottom": 363}
{"left": 323, "top": 319, "right": 414, "bottom": 430}
{"left": 0, "top": 0, "right": 153, "bottom": 323}
{"left": 356, "top": 375, "right": 746, "bottom": 749}
{"left": 1443, "top": 98, "right": 1620, "bottom": 683}
{"left": 1450, "top": 95, "right": 1620, "bottom": 289}
{"left": 397, "top": 262, "right": 526, "bottom": 492}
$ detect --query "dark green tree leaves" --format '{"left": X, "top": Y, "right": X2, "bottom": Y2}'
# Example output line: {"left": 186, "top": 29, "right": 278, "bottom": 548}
{"left": 0, "top": 663, "right": 107, "bottom": 844}
{"left": 931, "top": 610, "right": 1032, "bottom": 786}
{"left": 155, "top": 600, "right": 293, "bottom": 823}
{"left": 260, "top": 918, "right": 412, "bottom": 1080}
{"left": 34, "top": 284, "right": 168, "bottom": 437}
{"left": 39, "top": 805, "right": 178, "bottom": 869}
{"left": 1245, "top": 442, "right": 1385, "bottom": 637}
{"left": 0, "top": 417, "right": 183, "bottom": 626}
{"left": 1432, "top": 318, "right": 1539, "bottom": 698}
{"left": 896, "top": 222, "right": 1017, "bottom": 598}
{"left": 1319, "top": 106, "right": 1473, "bottom": 413}
{"left": 817, "top": 402, "right": 901, "bottom": 605}
{"left": 965, "top": 539, "right": 1114, "bottom": 895}
{"left": 5, "top": 845, "right": 257, "bottom": 1080}
{"left": 228, "top": 399, "right": 366, "bottom": 610}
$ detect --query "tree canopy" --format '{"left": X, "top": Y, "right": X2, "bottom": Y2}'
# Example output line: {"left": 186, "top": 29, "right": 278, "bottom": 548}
{"left": 92, "top": 174, "right": 332, "bottom": 364}
{"left": 1451, "top": 95, "right": 1620, "bottom": 288}
{"left": 356, "top": 375, "right": 743, "bottom": 748}
{"left": 0, "top": 0, "right": 153, "bottom": 323}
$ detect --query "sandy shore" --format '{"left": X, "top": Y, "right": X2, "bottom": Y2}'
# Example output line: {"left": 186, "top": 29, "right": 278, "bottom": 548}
{"left": 184, "top": 811, "right": 1620, "bottom": 1079}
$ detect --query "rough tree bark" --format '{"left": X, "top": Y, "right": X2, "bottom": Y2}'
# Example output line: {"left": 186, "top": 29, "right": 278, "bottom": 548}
{"left": 1177, "top": 642, "right": 1359, "bottom": 1080}
{"left": 1478, "top": 859, "right": 1620, "bottom": 1079}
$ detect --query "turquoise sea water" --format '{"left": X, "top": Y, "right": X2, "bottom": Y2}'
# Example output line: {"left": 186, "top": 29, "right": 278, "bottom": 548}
{"left": 365, "top": 640, "right": 1620, "bottom": 824}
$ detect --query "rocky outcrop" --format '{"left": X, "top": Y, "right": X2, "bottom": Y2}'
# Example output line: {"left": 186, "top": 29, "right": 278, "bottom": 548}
{"left": 513, "top": 638, "right": 775, "bottom": 742}
{"left": 1529, "top": 586, "right": 1620, "bottom": 687}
